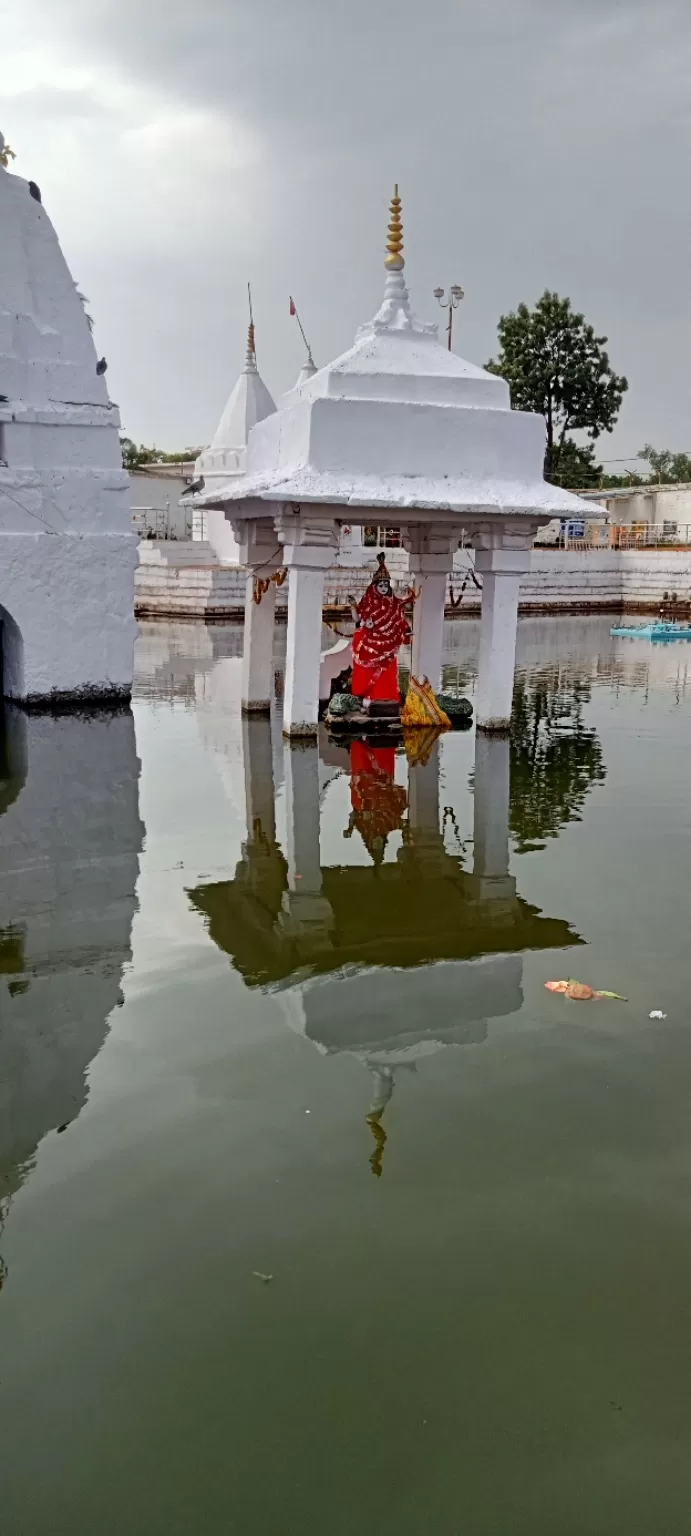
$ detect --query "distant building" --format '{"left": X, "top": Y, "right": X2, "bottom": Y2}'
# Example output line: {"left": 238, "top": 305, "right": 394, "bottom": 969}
{"left": 130, "top": 462, "right": 196, "bottom": 540}
{"left": 579, "top": 482, "right": 691, "bottom": 537}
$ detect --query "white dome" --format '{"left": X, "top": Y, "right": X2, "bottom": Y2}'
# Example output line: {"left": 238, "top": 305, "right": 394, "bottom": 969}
{"left": 195, "top": 329, "right": 276, "bottom": 481}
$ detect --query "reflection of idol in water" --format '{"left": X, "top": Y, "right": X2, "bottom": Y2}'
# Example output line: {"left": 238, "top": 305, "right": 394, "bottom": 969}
{"left": 343, "top": 737, "right": 408, "bottom": 1173}
{"left": 344, "top": 741, "right": 408, "bottom": 865}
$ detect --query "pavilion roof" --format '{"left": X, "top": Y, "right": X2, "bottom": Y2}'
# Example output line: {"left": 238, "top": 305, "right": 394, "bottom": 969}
{"left": 199, "top": 188, "right": 602, "bottom": 522}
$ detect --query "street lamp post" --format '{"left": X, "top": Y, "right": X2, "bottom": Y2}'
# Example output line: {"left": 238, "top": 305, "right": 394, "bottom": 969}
{"left": 433, "top": 284, "right": 464, "bottom": 351}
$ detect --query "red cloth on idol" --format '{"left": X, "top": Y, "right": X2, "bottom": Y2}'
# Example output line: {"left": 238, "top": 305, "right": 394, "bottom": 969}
{"left": 351, "top": 584, "right": 411, "bottom": 700}
{"left": 352, "top": 655, "right": 399, "bottom": 700}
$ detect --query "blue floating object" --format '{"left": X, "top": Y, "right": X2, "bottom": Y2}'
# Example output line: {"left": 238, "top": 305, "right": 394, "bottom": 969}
{"left": 610, "top": 622, "right": 691, "bottom": 642}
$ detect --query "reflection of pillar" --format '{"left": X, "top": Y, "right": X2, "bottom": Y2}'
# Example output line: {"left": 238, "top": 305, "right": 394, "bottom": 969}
{"left": 407, "top": 738, "right": 440, "bottom": 835}
{"left": 406, "top": 736, "right": 447, "bottom": 870}
{"left": 242, "top": 716, "right": 276, "bottom": 844}
{"left": 407, "top": 524, "right": 461, "bottom": 691}
{"left": 234, "top": 520, "right": 280, "bottom": 714}
{"left": 472, "top": 733, "right": 515, "bottom": 901}
{"left": 277, "top": 515, "right": 339, "bottom": 739}
{"left": 276, "top": 741, "right": 333, "bottom": 950}
{"left": 239, "top": 716, "right": 284, "bottom": 910}
{"left": 474, "top": 533, "right": 533, "bottom": 731}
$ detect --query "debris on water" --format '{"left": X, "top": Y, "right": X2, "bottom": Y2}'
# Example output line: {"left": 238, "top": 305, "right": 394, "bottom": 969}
{"left": 649, "top": 1010, "right": 667, "bottom": 1019}
{"left": 545, "top": 979, "right": 627, "bottom": 1002}
{"left": 252, "top": 1271, "right": 273, "bottom": 1284}
{"left": 305, "top": 1108, "right": 311, "bottom": 1114}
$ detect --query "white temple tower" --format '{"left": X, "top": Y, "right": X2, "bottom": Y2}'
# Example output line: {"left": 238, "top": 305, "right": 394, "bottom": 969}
{"left": 190, "top": 323, "right": 276, "bottom": 564}
{"left": 0, "top": 135, "right": 137, "bottom": 704}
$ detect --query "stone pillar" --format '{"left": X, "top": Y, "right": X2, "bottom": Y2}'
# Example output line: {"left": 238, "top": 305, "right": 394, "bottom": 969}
{"left": 241, "top": 574, "right": 276, "bottom": 714}
{"left": 407, "top": 524, "right": 462, "bottom": 692}
{"left": 275, "top": 512, "right": 339, "bottom": 739}
{"left": 473, "top": 527, "right": 534, "bottom": 731}
{"left": 234, "top": 520, "right": 281, "bottom": 714}
{"left": 411, "top": 574, "right": 447, "bottom": 689}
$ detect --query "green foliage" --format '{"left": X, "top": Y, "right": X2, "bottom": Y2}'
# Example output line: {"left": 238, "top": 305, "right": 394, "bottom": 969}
{"left": 486, "top": 291, "right": 627, "bottom": 483}
{"left": 120, "top": 438, "right": 202, "bottom": 471}
{"left": 509, "top": 668, "right": 606, "bottom": 852}
{"left": 597, "top": 470, "right": 647, "bottom": 489}
{"left": 120, "top": 438, "right": 157, "bottom": 471}
{"left": 638, "top": 444, "right": 691, "bottom": 484}
{"left": 545, "top": 438, "right": 601, "bottom": 488}
{"left": 598, "top": 444, "right": 691, "bottom": 490}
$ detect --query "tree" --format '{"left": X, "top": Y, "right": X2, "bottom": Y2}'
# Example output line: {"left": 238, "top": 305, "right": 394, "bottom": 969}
{"left": 486, "top": 291, "right": 628, "bottom": 485}
{"left": 545, "top": 438, "right": 601, "bottom": 488}
{"left": 120, "top": 438, "right": 159, "bottom": 471}
{"left": 638, "top": 444, "right": 691, "bottom": 484}
{"left": 120, "top": 438, "right": 202, "bottom": 471}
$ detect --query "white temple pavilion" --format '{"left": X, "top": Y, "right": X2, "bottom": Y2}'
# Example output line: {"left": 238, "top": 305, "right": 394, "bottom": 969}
{"left": 197, "top": 187, "right": 599, "bottom": 735}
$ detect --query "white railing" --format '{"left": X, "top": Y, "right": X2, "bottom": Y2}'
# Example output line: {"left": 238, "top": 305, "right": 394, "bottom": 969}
{"left": 132, "top": 505, "right": 194, "bottom": 541}
{"left": 538, "top": 521, "right": 691, "bottom": 552}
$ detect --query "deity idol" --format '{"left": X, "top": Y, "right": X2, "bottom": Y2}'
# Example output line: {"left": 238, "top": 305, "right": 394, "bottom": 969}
{"left": 350, "top": 554, "right": 411, "bottom": 702}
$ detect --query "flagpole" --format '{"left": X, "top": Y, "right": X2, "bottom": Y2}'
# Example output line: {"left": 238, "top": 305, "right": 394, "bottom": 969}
{"left": 289, "top": 295, "right": 315, "bottom": 368}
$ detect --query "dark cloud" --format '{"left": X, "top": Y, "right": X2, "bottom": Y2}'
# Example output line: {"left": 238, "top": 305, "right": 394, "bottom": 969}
{"left": 7, "top": 0, "right": 691, "bottom": 457}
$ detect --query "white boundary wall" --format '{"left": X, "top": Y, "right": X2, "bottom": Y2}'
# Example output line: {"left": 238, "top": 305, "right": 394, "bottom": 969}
{"left": 135, "top": 542, "right": 691, "bottom": 620}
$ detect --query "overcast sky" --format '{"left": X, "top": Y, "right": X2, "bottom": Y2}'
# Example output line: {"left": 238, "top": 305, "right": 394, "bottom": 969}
{"left": 3, "top": 0, "right": 690, "bottom": 462}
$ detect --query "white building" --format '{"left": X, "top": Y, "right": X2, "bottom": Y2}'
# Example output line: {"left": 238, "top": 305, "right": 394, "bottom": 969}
{"left": 0, "top": 134, "right": 137, "bottom": 705}
{"left": 130, "top": 462, "right": 196, "bottom": 540}
{"left": 196, "top": 187, "right": 596, "bottom": 733}
{"left": 579, "top": 482, "right": 691, "bottom": 535}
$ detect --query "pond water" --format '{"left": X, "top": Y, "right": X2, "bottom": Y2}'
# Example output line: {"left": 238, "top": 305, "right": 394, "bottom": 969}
{"left": 2, "top": 616, "right": 691, "bottom": 1534}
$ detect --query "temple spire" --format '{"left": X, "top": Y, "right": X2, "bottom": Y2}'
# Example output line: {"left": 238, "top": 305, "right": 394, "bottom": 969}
{"left": 359, "top": 182, "right": 428, "bottom": 335}
{"left": 245, "top": 283, "right": 258, "bottom": 373}
{"left": 385, "top": 184, "right": 404, "bottom": 272}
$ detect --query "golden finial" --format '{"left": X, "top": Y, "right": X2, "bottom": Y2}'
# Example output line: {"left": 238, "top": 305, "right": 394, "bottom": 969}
{"left": 248, "top": 321, "right": 255, "bottom": 357}
{"left": 384, "top": 183, "right": 404, "bottom": 271}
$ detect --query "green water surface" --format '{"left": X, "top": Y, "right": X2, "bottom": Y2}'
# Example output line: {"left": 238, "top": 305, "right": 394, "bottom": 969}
{"left": 1, "top": 616, "right": 691, "bottom": 1534}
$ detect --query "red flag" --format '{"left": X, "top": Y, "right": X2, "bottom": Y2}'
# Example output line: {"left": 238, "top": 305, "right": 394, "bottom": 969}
{"left": 289, "top": 297, "right": 296, "bottom": 316}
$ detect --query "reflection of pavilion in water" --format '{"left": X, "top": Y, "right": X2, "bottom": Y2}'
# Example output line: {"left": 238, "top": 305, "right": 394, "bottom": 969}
{"left": 0, "top": 706, "right": 142, "bottom": 1265}
{"left": 189, "top": 721, "right": 584, "bottom": 1175}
